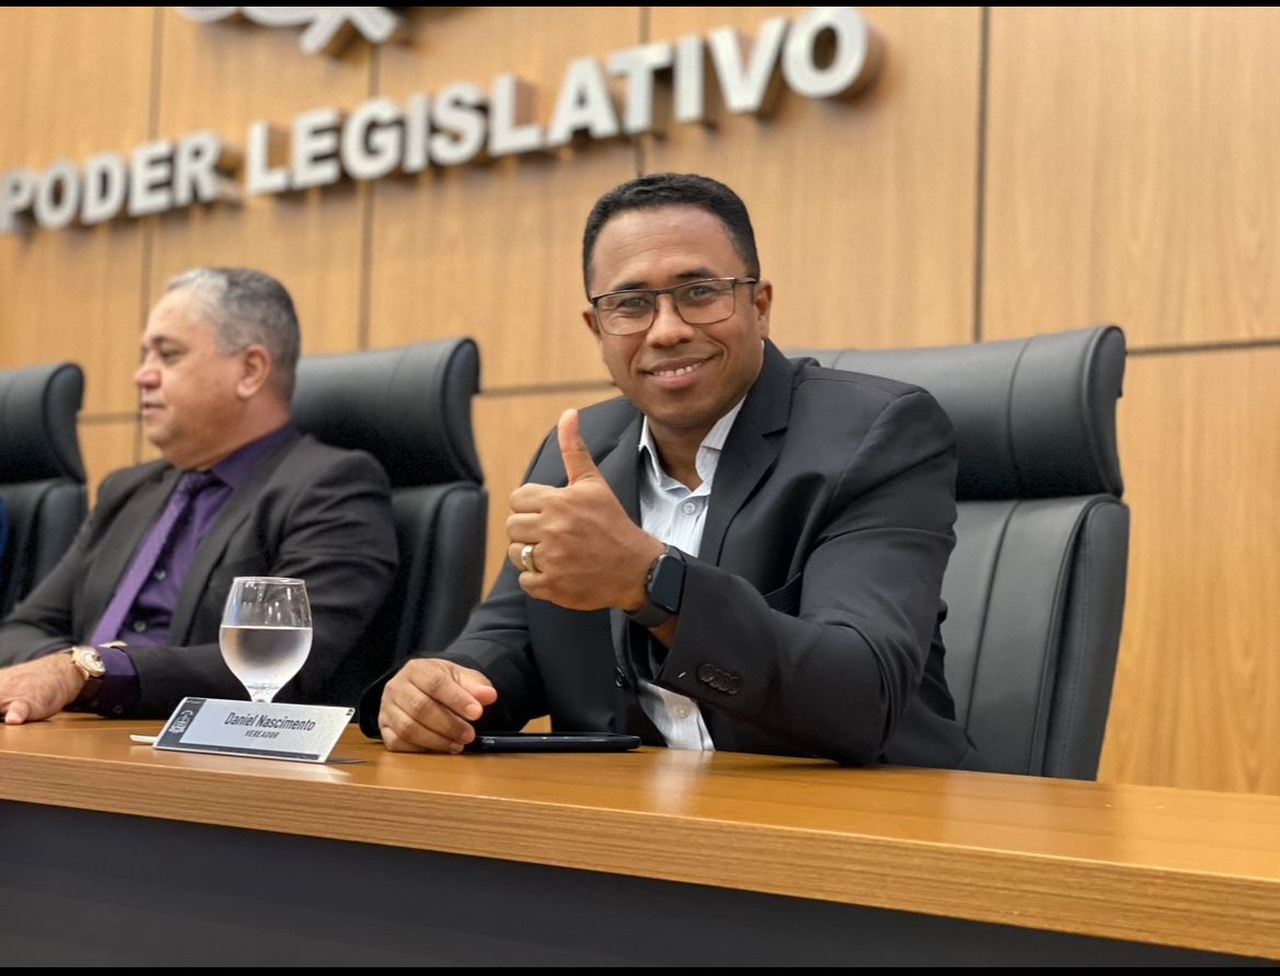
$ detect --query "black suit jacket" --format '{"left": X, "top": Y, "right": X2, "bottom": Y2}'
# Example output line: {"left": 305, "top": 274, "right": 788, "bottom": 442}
{"left": 0, "top": 429, "right": 398, "bottom": 716}
{"left": 363, "top": 342, "right": 986, "bottom": 769}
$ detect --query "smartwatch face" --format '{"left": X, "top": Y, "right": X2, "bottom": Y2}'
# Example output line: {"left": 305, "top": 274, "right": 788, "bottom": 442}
{"left": 650, "top": 552, "right": 686, "bottom": 614}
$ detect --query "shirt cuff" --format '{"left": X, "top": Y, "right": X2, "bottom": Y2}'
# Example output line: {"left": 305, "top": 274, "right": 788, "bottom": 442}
{"left": 84, "top": 644, "right": 140, "bottom": 717}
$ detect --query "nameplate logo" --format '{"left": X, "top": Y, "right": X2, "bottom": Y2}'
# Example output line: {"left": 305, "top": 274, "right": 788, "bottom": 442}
{"left": 176, "top": 7, "right": 406, "bottom": 57}
{"left": 153, "top": 696, "right": 353, "bottom": 764}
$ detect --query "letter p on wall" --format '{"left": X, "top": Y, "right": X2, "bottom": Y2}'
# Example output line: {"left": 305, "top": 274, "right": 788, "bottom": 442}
{"left": 0, "top": 170, "right": 35, "bottom": 235}
{"left": 0, "top": 132, "right": 236, "bottom": 236}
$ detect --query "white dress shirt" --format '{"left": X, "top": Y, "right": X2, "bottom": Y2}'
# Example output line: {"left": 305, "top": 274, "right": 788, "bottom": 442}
{"left": 632, "top": 397, "right": 746, "bottom": 750}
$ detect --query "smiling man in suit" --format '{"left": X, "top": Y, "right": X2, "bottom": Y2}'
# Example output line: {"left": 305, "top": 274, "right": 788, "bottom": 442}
{"left": 368, "top": 173, "right": 988, "bottom": 769}
{"left": 0, "top": 267, "right": 397, "bottom": 723}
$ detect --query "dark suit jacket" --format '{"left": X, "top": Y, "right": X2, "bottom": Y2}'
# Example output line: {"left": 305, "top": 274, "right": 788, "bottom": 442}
{"left": 363, "top": 341, "right": 986, "bottom": 769}
{"left": 0, "top": 429, "right": 398, "bottom": 716}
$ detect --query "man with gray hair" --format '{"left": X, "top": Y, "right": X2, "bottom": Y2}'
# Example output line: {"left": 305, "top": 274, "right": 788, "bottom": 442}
{"left": 0, "top": 267, "right": 398, "bottom": 722}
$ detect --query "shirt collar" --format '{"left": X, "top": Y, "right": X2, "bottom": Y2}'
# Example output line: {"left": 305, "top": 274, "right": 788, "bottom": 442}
{"left": 637, "top": 396, "right": 747, "bottom": 486}
{"left": 207, "top": 423, "right": 295, "bottom": 489}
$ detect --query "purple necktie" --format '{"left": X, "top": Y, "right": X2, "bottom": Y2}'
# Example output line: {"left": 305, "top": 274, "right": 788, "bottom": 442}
{"left": 89, "top": 470, "right": 219, "bottom": 646}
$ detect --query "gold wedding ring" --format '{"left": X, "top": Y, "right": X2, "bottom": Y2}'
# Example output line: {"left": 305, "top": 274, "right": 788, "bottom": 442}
{"left": 520, "top": 543, "right": 539, "bottom": 573}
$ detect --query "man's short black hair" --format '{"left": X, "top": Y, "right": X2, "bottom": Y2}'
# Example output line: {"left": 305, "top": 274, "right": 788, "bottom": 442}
{"left": 581, "top": 173, "right": 761, "bottom": 295}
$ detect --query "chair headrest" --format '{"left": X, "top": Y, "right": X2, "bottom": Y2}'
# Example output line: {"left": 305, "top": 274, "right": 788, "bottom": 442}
{"left": 788, "top": 325, "right": 1126, "bottom": 500}
{"left": 0, "top": 362, "right": 86, "bottom": 484}
{"left": 291, "top": 338, "right": 484, "bottom": 489}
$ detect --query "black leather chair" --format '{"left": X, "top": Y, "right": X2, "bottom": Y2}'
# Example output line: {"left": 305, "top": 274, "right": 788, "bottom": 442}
{"left": 291, "top": 338, "right": 488, "bottom": 706}
{"left": 0, "top": 362, "right": 88, "bottom": 618}
{"left": 789, "top": 325, "right": 1129, "bottom": 779}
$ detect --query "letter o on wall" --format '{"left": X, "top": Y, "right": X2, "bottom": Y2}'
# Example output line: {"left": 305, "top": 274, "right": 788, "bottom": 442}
{"left": 783, "top": 6, "right": 878, "bottom": 100}
{"left": 33, "top": 161, "right": 82, "bottom": 230}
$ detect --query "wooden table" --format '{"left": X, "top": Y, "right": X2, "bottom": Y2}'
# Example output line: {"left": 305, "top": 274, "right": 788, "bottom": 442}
{"left": 1, "top": 714, "right": 1276, "bottom": 966}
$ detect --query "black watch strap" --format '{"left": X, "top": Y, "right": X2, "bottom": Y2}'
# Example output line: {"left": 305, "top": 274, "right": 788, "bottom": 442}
{"left": 627, "top": 545, "right": 686, "bottom": 629}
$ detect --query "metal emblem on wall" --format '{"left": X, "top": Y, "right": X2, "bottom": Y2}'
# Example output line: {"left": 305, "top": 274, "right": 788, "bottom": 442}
{"left": 175, "top": 7, "right": 407, "bottom": 56}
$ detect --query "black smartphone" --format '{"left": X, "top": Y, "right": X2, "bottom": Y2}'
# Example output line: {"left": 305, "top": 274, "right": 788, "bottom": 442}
{"left": 465, "top": 732, "right": 642, "bottom": 753}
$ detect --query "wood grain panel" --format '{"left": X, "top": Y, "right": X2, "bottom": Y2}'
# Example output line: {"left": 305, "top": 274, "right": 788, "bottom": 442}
{"left": 5, "top": 716, "right": 1280, "bottom": 960}
{"left": 1099, "top": 347, "right": 1280, "bottom": 794}
{"left": 0, "top": 7, "right": 153, "bottom": 414}
{"left": 78, "top": 420, "right": 142, "bottom": 505}
{"left": 147, "top": 9, "right": 371, "bottom": 357}
{"left": 984, "top": 8, "right": 1280, "bottom": 347}
{"left": 368, "top": 7, "right": 640, "bottom": 387}
{"left": 647, "top": 7, "right": 981, "bottom": 351}
{"left": 474, "top": 384, "right": 618, "bottom": 592}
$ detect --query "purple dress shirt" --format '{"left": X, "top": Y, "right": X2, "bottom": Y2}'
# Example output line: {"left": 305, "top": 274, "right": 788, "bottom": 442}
{"left": 86, "top": 425, "right": 296, "bottom": 715}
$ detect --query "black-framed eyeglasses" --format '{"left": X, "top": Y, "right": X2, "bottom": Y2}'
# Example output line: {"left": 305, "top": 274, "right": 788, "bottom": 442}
{"left": 588, "top": 276, "right": 759, "bottom": 336}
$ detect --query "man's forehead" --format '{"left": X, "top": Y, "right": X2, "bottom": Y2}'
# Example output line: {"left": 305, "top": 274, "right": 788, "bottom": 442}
{"left": 592, "top": 209, "right": 737, "bottom": 289}
{"left": 141, "top": 311, "right": 210, "bottom": 348}
{"left": 144, "top": 289, "right": 209, "bottom": 334}
{"left": 141, "top": 329, "right": 186, "bottom": 347}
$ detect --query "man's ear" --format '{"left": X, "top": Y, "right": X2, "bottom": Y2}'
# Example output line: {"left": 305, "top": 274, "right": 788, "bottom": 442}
{"left": 237, "top": 345, "right": 272, "bottom": 398}
{"left": 583, "top": 308, "right": 602, "bottom": 340}
{"left": 752, "top": 279, "right": 773, "bottom": 341}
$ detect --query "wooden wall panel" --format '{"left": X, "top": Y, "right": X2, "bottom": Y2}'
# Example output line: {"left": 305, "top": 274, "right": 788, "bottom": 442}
{"left": 368, "top": 8, "right": 640, "bottom": 388}
{"left": 1099, "top": 347, "right": 1280, "bottom": 794}
{"left": 648, "top": 7, "right": 981, "bottom": 351}
{"left": 78, "top": 421, "right": 143, "bottom": 504}
{"left": 984, "top": 8, "right": 1280, "bottom": 347}
{"left": 0, "top": 7, "right": 153, "bottom": 415}
{"left": 148, "top": 10, "right": 371, "bottom": 358}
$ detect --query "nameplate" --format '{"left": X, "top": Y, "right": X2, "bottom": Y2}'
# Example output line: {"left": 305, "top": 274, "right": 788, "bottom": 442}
{"left": 152, "top": 696, "right": 353, "bottom": 764}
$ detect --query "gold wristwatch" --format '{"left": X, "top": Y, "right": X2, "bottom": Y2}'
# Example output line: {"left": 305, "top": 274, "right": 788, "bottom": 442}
{"left": 66, "top": 644, "right": 106, "bottom": 707}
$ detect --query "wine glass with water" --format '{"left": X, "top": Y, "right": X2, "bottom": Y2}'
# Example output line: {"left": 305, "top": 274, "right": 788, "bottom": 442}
{"left": 219, "top": 576, "right": 313, "bottom": 703}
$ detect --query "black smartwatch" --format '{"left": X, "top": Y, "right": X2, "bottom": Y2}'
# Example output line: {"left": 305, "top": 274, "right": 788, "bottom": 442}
{"left": 627, "top": 545, "right": 686, "bottom": 628}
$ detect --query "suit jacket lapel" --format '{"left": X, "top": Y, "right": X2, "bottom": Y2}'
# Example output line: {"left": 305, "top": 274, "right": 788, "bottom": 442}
{"left": 596, "top": 412, "right": 644, "bottom": 523}
{"left": 698, "top": 341, "right": 792, "bottom": 565}
{"left": 170, "top": 430, "right": 301, "bottom": 642}
{"left": 697, "top": 343, "right": 795, "bottom": 752}
{"left": 592, "top": 413, "right": 666, "bottom": 738}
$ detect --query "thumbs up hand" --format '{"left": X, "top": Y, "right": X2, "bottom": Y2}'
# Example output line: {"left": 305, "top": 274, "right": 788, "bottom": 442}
{"left": 557, "top": 407, "right": 602, "bottom": 486}
{"left": 508, "top": 408, "right": 664, "bottom": 612}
